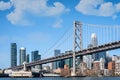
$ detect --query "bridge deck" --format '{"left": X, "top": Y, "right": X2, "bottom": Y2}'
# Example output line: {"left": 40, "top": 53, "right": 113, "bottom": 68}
{"left": 9, "top": 41, "right": 120, "bottom": 69}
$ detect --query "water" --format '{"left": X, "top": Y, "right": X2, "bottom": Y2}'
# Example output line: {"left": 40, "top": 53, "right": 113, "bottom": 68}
{"left": 0, "top": 77, "right": 120, "bottom": 80}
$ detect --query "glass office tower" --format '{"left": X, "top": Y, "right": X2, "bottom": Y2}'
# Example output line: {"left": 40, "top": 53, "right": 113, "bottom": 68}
{"left": 19, "top": 47, "right": 26, "bottom": 65}
{"left": 11, "top": 43, "right": 17, "bottom": 67}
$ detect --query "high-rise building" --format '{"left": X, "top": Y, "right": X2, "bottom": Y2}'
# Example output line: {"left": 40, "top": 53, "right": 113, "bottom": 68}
{"left": 100, "top": 58, "right": 105, "bottom": 70}
{"left": 91, "top": 33, "right": 98, "bottom": 47}
{"left": 26, "top": 54, "right": 29, "bottom": 63}
{"left": 112, "top": 55, "right": 118, "bottom": 61}
{"left": 93, "top": 61, "right": 100, "bottom": 70}
{"left": 90, "top": 33, "right": 106, "bottom": 61}
{"left": 31, "top": 50, "right": 41, "bottom": 69}
{"left": 83, "top": 55, "right": 92, "bottom": 69}
{"left": 93, "top": 52, "right": 106, "bottom": 61}
{"left": 93, "top": 58, "right": 105, "bottom": 71}
{"left": 31, "top": 50, "right": 41, "bottom": 62}
{"left": 115, "top": 60, "right": 120, "bottom": 75}
{"left": 54, "top": 49, "right": 60, "bottom": 69}
{"left": 64, "top": 51, "right": 73, "bottom": 68}
{"left": 90, "top": 33, "right": 98, "bottom": 60}
{"left": 19, "top": 47, "right": 26, "bottom": 65}
{"left": 82, "top": 43, "right": 94, "bottom": 69}
{"left": 108, "top": 61, "right": 115, "bottom": 70}
{"left": 11, "top": 43, "right": 17, "bottom": 67}
{"left": 64, "top": 58, "right": 72, "bottom": 68}
{"left": 54, "top": 50, "right": 61, "bottom": 56}
{"left": 53, "top": 49, "right": 64, "bottom": 69}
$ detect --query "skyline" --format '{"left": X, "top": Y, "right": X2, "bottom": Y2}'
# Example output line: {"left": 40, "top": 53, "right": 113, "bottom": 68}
{"left": 0, "top": 0, "right": 120, "bottom": 69}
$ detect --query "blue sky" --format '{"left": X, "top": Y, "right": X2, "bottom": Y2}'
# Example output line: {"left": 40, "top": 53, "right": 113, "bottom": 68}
{"left": 0, "top": 0, "right": 120, "bottom": 69}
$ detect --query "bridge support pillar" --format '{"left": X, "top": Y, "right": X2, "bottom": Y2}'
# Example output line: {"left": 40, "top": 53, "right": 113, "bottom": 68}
{"left": 72, "top": 21, "right": 82, "bottom": 76}
{"left": 71, "top": 51, "right": 76, "bottom": 76}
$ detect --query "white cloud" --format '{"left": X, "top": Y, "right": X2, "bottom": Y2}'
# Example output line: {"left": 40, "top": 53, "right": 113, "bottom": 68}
{"left": 53, "top": 19, "right": 63, "bottom": 28}
{"left": 0, "top": 0, "right": 69, "bottom": 25}
{"left": 75, "top": 0, "right": 120, "bottom": 18}
{"left": 75, "top": 0, "right": 103, "bottom": 15}
{"left": 116, "top": 3, "right": 120, "bottom": 12}
{"left": 45, "top": 2, "right": 70, "bottom": 16}
{"left": 99, "top": 2, "right": 115, "bottom": 16}
{"left": 0, "top": 1, "right": 11, "bottom": 10}
{"left": 7, "top": 10, "right": 23, "bottom": 25}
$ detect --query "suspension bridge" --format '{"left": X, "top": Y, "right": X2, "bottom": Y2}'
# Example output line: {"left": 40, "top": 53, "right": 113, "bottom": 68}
{"left": 9, "top": 21, "right": 120, "bottom": 76}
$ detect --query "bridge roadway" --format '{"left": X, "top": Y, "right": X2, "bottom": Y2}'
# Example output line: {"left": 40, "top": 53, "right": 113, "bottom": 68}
{"left": 10, "top": 41, "right": 120, "bottom": 69}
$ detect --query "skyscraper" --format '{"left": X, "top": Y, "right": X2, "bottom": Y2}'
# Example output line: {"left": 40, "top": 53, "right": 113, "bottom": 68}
{"left": 83, "top": 55, "right": 92, "bottom": 69}
{"left": 91, "top": 33, "right": 98, "bottom": 47}
{"left": 11, "top": 43, "right": 17, "bottom": 67}
{"left": 90, "top": 33, "right": 106, "bottom": 62}
{"left": 64, "top": 58, "right": 73, "bottom": 68}
{"left": 26, "top": 54, "right": 29, "bottom": 63}
{"left": 64, "top": 51, "right": 73, "bottom": 68}
{"left": 19, "top": 47, "right": 26, "bottom": 65}
{"left": 54, "top": 49, "right": 60, "bottom": 69}
{"left": 31, "top": 50, "right": 41, "bottom": 69}
{"left": 53, "top": 49, "right": 64, "bottom": 69}
{"left": 54, "top": 50, "right": 61, "bottom": 56}
{"left": 31, "top": 50, "right": 41, "bottom": 62}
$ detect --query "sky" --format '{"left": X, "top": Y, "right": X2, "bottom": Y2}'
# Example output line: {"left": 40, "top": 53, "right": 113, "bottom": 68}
{"left": 0, "top": 0, "right": 120, "bottom": 69}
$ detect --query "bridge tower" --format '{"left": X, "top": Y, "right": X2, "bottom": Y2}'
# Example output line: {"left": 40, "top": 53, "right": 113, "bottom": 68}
{"left": 72, "top": 21, "right": 83, "bottom": 76}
